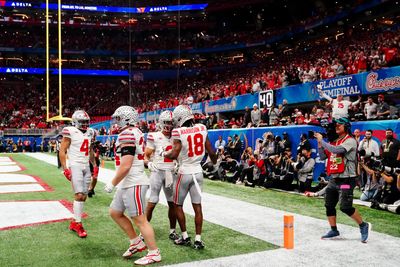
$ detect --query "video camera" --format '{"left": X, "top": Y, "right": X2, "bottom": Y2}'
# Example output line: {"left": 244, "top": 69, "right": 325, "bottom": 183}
{"left": 368, "top": 157, "right": 400, "bottom": 175}
{"left": 308, "top": 119, "right": 338, "bottom": 142}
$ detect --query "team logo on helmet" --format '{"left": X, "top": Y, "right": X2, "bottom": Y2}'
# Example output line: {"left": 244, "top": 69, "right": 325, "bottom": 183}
{"left": 172, "top": 105, "right": 194, "bottom": 128}
{"left": 111, "top": 106, "right": 139, "bottom": 130}
{"left": 72, "top": 110, "right": 90, "bottom": 131}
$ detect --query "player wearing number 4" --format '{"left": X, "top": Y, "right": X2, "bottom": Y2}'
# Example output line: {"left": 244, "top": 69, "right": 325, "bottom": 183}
{"left": 163, "top": 105, "right": 217, "bottom": 250}
{"left": 144, "top": 110, "right": 179, "bottom": 241}
{"left": 104, "top": 106, "right": 161, "bottom": 265}
{"left": 59, "top": 110, "right": 98, "bottom": 238}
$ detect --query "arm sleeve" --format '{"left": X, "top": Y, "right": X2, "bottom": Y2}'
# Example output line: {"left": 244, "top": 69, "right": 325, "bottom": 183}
{"left": 117, "top": 130, "right": 136, "bottom": 145}
{"left": 315, "top": 185, "right": 327, "bottom": 197}
{"left": 61, "top": 127, "right": 71, "bottom": 138}
{"left": 171, "top": 129, "right": 181, "bottom": 141}
{"left": 146, "top": 133, "right": 156, "bottom": 150}
{"left": 318, "top": 147, "right": 327, "bottom": 160}
{"left": 320, "top": 140, "right": 347, "bottom": 154}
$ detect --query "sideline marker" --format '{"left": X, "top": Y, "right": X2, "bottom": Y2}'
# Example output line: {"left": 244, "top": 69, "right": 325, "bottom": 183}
{"left": 284, "top": 214, "right": 294, "bottom": 249}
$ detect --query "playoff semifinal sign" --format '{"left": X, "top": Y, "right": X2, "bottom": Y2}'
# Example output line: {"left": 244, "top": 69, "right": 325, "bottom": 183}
{"left": 259, "top": 90, "right": 274, "bottom": 109}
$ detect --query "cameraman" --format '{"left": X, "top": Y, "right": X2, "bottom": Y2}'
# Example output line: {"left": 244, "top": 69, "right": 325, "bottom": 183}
{"left": 315, "top": 117, "right": 370, "bottom": 243}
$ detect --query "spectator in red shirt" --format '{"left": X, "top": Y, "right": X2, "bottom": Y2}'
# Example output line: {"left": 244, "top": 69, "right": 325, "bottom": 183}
{"left": 357, "top": 51, "right": 367, "bottom": 73}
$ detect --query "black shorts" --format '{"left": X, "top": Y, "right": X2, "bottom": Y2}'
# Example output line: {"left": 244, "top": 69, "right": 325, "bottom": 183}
{"left": 324, "top": 177, "right": 356, "bottom": 210}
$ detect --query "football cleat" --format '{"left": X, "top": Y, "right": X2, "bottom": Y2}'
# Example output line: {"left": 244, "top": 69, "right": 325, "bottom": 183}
{"left": 134, "top": 249, "right": 161, "bottom": 265}
{"left": 168, "top": 231, "right": 179, "bottom": 241}
{"left": 122, "top": 239, "right": 147, "bottom": 259}
{"left": 174, "top": 236, "right": 191, "bottom": 246}
{"left": 88, "top": 189, "right": 95, "bottom": 198}
{"left": 193, "top": 240, "right": 205, "bottom": 250}
{"left": 69, "top": 221, "right": 87, "bottom": 238}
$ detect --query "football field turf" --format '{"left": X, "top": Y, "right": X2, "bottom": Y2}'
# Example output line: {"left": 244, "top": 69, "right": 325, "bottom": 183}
{"left": 0, "top": 154, "right": 276, "bottom": 267}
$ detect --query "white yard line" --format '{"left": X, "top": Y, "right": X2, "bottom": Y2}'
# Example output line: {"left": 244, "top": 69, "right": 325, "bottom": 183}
{"left": 26, "top": 153, "right": 400, "bottom": 267}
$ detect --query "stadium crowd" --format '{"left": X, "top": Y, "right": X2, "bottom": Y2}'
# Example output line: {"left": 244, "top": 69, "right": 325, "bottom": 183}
{"left": 2, "top": 24, "right": 399, "bottom": 130}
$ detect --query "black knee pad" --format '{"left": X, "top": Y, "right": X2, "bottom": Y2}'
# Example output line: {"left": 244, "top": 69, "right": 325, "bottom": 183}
{"left": 325, "top": 205, "right": 336, "bottom": 217}
{"left": 340, "top": 207, "right": 355, "bottom": 216}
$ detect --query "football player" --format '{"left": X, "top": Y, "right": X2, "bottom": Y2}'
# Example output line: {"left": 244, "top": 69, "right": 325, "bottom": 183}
{"left": 163, "top": 105, "right": 217, "bottom": 249}
{"left": 104, "top": 106, "right": 161, "bottom": 265}
{"left": 88, "top": 128, "right": 100, "bottom": 197}
{"left": 144, "top": 110, "right": 178, "bottom": 241}
{"left": 59, "top": 110, "right": 97, "bottom": 238}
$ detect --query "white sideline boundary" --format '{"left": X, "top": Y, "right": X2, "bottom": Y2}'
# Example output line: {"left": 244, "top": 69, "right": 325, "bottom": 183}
{"left": 25, "top": 153, "right": 400, "bottom": 267}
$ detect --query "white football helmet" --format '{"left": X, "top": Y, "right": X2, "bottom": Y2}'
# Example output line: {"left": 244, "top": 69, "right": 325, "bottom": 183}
{"left": 173, "top": 105, "right": 194, "bottom": 128}
{"left": 111, "top": 106, "right": 139, "bottom": 130}
{"left": 159, "top": 110, "right": 173, "bottom": 133}
{"left": 71, "top": 110, "right": 90, "bottom": 131}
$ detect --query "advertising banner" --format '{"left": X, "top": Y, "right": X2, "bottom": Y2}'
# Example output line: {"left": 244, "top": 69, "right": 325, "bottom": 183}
{"left": 204, "top": 93, "right": 259, "bottom": 114}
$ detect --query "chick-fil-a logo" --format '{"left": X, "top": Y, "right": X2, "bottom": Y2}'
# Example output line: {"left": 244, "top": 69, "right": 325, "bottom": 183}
{"left": 366, "top": 72, "right": 400, "bottom": 92}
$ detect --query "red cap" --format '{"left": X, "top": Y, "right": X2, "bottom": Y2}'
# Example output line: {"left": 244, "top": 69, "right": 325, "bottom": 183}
{"left": 378, "top": 94, "right": 384, "bottom": 98}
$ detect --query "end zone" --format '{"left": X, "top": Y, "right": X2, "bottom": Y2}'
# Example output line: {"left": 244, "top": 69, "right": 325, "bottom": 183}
{"left": 0, "top": 200, "right": 85, "bottom": 231}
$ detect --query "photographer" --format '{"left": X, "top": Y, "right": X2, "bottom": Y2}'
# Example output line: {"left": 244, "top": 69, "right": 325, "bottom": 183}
{"left": 358, "top": 130, "right": 380, "bottom": 187}
{"left": 217, "top": 146, "right": 241, "bottom": 183}
{"left": 358, "top": 161, "right": 381, "bottom": 201}
{"left": 230, "top": 134, "right": 242, "bottom": 161}
{"left": 253, "top": 151, "right": 267, "bottom": 187}
{"left": 289, "top": 148, "right": 315, "bottom": 193}
{"left": 274, "top": 147, "right": 295, "bottom": 191}
{"left": 236, "top": 147, "right": 256, "bottom": 186}
{"left": 297, "top": 134, "right": 311, "bottom": 157}
{"left": 262, "top": 132, "right": 277, "bottom": 158}
{"left": 371, "top": 171, "right": 400, "bottom": 214}
{"left": 316, "top": 117, "right": 370, "bottom": 243}
{"left": 203, "top": 146, "right": 225, "bottom": 180}
{"left": 371, "top": 170, "right": 400, "bottom": 206}
{"left": 281, "top": 132, "right": 292, "bottom": 150}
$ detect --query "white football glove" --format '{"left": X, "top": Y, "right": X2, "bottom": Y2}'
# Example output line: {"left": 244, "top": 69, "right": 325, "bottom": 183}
{"left": 159, "top": 147, "right": 166, "bottom": 157}
{"left": 148, "top": 162, "right": 158, "bottom": 172}
{"left": 104, "top": 182, "right": 115, "bottom": 193}
{"left": 173, "top": 162, "right": 179, "bottom": 174}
